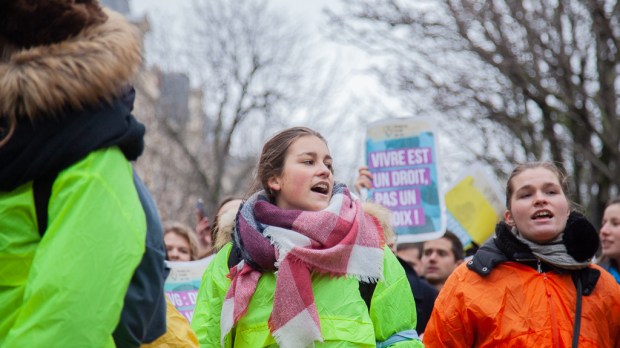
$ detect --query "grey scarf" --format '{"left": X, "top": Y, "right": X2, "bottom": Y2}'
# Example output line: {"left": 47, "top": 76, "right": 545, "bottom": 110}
{"left": 512, "top": 227, "right": 591, "bottom": 270}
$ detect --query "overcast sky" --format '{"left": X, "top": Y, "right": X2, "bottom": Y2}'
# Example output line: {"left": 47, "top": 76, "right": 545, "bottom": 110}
{"left": 126, "top": 0, "right": 411, "bottom": 183}
{"left": 130, "top": 1, "right": 372, "bottom": 68}
{"left": 129, "top": 0, "right": 383, "bottom": 102}
{"left": 136, "top": 9, "right": 387, "bottom": 116}
{"left": 131, "top": 0, "right": 332, "bottom": 31}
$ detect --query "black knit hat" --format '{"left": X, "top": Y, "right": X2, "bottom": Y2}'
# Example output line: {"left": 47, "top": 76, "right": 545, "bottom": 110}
{"left": 0, "top": 0, "right": 108, "bottom": 48}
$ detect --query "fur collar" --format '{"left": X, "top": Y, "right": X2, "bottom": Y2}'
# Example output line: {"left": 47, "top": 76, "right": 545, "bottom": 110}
{"left": 0, "top": 9, "right": 141, "bottom": 121}
{"left": 214, "top": 207, "right": 238, "bottom": 250}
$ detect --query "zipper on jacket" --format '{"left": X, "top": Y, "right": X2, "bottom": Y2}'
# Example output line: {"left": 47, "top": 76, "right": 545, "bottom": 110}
{"left": 536, "top": 259, "right": 549, "bottom": 280}
{"left": 538, "top": 258, "right": 558, "bottom": 345}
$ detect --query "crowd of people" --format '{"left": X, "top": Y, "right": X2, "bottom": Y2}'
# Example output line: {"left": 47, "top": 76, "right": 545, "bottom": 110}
{"left": 1, "top": 1, "right": 620, "bottom": 347}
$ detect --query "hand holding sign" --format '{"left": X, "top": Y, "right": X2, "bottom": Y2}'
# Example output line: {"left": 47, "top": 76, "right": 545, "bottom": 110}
{"left": 365, "top": 117, "right": 445, "bottom": 243}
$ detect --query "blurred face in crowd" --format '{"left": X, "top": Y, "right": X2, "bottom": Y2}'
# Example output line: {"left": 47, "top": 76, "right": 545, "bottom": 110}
{"left": 422, "top": 238, "right": 461, "bottom": 290}
{"left": 268, "top": 135, "right": 334, "bottom": 212}
{"left": 397, "top": 245, "right": 423, "bottom": 275}
{"left": 164, "top": 231, "right": 192, "bottom": 262}
{"left": 504, "top": 167, "right": 570, "bottom": 243}
{"left": 600, "top": 202, "right": 620, "bottom": 262}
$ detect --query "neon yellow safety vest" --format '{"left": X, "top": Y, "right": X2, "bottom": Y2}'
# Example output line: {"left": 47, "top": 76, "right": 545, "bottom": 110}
{"left": 192, "top": 243, "right": 424, "bottom": 347}
{"left": 0, "top": 148, "right": 146, "bottom": 347}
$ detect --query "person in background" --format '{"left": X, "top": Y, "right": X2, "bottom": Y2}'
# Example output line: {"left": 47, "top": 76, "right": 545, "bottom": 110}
{"left": 151, "top": 224, "right": 205, "bottom": 347}
{"left": 195, "top": 199, "right": 213, "bottom": 258}
{"left": 192, "top": 127, "right": 422, "bottom": 347}
{"left": 599, "top": 196, "right": 620, "bottom": 284}
{"left": 397, "top": 243, "right": 425, "bottom": 275}
{"left": 421, "top": 231, "right": 464, "bottom": 291}
{"left": 423, "top": 161, "right": 620, "bottom": 347}
{"left": 365, "top": 201, "right": 438, "bottom": 336}
{"left": 195, "top": 197, "right": 244, "bottom": 259}
{"left": 164, "top": 221, "right": 200, "bottom": 262}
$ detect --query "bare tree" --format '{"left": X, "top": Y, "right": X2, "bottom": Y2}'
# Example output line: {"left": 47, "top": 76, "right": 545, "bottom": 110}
{"left": 326, "top": 0, "right": 620, "bottom": 224}
{"left": 133, "top": 0, "right": 343, "bottom": 225}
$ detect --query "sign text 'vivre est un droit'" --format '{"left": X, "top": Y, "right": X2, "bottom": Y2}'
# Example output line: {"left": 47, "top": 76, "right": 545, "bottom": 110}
{"left": 368, "top": 148, "right": 433, "bottom": 227}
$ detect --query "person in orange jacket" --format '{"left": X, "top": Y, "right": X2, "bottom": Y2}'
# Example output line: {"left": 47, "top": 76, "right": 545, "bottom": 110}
{"left": 424, "top": 161, "right": 620, "bottom": 347}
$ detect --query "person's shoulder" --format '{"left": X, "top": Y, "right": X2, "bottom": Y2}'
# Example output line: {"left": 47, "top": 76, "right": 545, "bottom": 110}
{"left": 446, "top": 260, "right": 513, "bottom": 290}
{"left": 589, "top": 264, "right": 620, "bottom": 292}
{"left": 213, "top": 243, "right": 233, "bottom": 263}
{"left": 58, "top": 146, "right": 131, "bottom": 182}
{"left": 382, "top": 246, "right": 402, "bottom": 270}
{"left": 590, "top": 263, "right": 609, "bottom": 273}
{"left": 54, "top": 148, "right": 137, "bottom": 207}
{"left": 454, "top": 260, "right": 476, "bottom": 278}
{"left": 203, "top": 243, "right": 233, "bottom": 277}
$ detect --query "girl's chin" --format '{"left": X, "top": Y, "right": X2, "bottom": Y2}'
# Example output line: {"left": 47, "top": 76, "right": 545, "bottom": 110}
{"left": 601, "top": 248, "right": 618, "bottom": 256}
{"left": 311, "top": 204, "right": 329, "bottom": 211}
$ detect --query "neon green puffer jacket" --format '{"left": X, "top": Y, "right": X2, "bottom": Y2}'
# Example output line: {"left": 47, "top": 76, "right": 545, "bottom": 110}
{"left": 192, "top": 243, "right": 423, "bottom": 347}
{"left": 0, "top": 148, "right": 146, "bottom": 347}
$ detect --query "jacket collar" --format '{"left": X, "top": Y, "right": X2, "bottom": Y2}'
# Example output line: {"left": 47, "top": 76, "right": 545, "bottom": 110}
{"left": 467, "top": 221, "right": 600, "bottom": 295}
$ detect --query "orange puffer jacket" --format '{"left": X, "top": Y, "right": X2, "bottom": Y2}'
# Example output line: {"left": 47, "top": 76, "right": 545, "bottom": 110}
{"left": 423, "top": 261, "right": 620, "bottom": 347}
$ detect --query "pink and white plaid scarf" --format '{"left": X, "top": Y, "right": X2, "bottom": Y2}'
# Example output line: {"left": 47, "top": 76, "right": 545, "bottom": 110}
{"left": 220, "top": 183, "right": 385, "bottom": 347}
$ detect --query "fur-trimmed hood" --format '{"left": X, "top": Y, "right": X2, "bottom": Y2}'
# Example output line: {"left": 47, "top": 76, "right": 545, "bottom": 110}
{"left": 0, "top": 8, "right": 141, "bottom": 121}
{"left": 214, "top": 207, "right": 238, "bottom": 251}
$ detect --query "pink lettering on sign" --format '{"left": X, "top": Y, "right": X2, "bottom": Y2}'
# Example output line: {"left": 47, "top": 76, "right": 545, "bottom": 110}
{"left": 166, "top": 290, "right": 198, "bottom": 323}
{"left": 391, "top": 208, "right": 426, "bottom": 227}
{"left": 373, "top": 188, "right": 421, "bottom": 208}
{"left": 372, "top": 168, "right": 430, "bottom": 188}
{"left": 368, "top": 148, "right": 432, "bottom": 169}
{"left": 166, "top": 290, "right": 198, "bottom": 308}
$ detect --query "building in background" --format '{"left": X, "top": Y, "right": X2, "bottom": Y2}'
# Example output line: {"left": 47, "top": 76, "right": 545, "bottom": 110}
{"left": 100, "top": 0, "right": 205, "bottom": 224}
{"left": 101, "top": 0, "right": 251, "bottom": 227}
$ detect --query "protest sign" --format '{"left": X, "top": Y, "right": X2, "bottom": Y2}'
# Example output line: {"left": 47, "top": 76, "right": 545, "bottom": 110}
{"left": 445, "top": 164, "right": 504, "bottom": 248}
{"left": 366, "top": 117, "right": 445, "bottom": 243}
{"left": 164, "top": 256, "right": 213, "bottom": 323}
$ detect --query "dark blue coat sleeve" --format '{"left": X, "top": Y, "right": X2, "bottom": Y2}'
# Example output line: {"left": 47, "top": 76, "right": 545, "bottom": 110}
{"left": 112, "top": 171, "right": 168, "bottom": 347}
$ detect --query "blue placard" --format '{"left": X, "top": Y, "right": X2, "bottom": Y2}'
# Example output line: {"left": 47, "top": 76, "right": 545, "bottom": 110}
{"left": 366, "top": 117, "right": 445, "bottom": 243}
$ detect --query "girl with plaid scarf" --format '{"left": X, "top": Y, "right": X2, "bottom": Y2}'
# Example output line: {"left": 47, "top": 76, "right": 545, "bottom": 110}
{"left": 191, "top": 127, "right": 423, "bottom": 347}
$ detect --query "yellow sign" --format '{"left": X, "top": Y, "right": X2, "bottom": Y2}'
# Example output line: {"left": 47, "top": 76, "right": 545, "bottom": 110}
{"left": 445, "top": 166, "right": 504, "bottom": 247}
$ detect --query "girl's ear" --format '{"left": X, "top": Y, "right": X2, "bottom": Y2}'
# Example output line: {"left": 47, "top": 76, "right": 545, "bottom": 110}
{"left": 267, "top": 176, "right": 281, "bottom": 193}
{"left": 504, "top": 210, "right": 514, "bottom": 226}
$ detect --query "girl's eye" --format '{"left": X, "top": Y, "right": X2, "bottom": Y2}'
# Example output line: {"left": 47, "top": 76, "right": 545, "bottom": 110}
{"left": 519, "top": 193, "right": 531, "bottom": 199}
{"left": 302, "top": 160, "right": 313, "bottom": 165}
